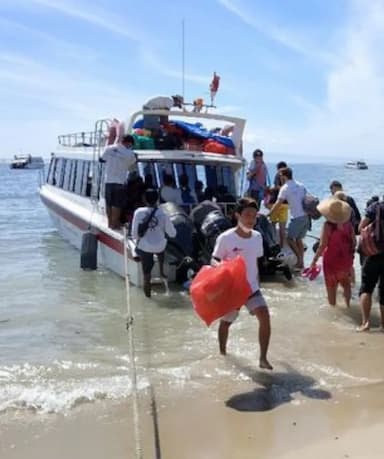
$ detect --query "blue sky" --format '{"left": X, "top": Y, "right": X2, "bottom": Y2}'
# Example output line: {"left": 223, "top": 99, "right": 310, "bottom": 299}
{"left": 1, "top": 0, "right": 383, "bottom": 163}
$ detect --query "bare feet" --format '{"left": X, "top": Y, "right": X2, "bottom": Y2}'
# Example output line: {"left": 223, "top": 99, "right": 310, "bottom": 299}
{"left": 259, "top": 358, "right": 273, "bottom": 370}
{"left": 356, "top": 322, "right": 370, "bottom": 332}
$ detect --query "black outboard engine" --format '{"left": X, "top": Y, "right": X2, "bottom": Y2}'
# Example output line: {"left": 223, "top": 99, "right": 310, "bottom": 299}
{"left": 255, "top": 214, "right": 280, "bottom": 258}
{"left": 255, "top": 214, "right": 292, "bottom": 280}
{"left": 200, "top": 210, "right": 232, "bottom": 254}
{"left": 160, "top": 202, "right": 197, "bottom": 281}
{"left": 190, "top": 201, "right": 222, "bottom": 230}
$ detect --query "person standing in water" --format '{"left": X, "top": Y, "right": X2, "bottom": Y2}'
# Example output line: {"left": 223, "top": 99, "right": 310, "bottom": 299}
{"left": 310, "top": 196, "right": 355, "bottom": 307}
{"left": 212, "top": 197, "right": 273, "bottom": 370}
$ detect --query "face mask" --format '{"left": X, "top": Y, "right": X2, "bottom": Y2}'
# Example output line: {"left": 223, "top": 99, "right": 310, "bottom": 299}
{"left": 238, "top": 221, "right": 253, "bottom": 234}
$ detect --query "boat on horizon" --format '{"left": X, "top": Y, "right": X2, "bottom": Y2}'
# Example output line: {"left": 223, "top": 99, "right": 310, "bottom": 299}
{"left": 345, "top": 160, "right": 368, "bottom": 169}
{"left": 39, "top": 104, "right": 292, "bottom": 288}
{"left": 10, "top": 154, "right": 45, "bottom": 170}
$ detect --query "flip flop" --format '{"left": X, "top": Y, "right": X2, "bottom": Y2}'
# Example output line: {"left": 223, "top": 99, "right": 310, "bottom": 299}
{"left": 301, "top": 265, "right": 321, "bottom": 281}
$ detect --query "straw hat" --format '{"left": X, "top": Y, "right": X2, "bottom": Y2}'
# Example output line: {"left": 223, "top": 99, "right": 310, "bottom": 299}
{"left": 317, "top": 197, "right": 351, "bottom": 224}
{"left": 334, "top": 190, "right": 347, "bottom": 201}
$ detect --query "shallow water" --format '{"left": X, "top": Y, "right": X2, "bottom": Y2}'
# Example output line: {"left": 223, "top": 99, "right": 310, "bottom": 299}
{"left": 0, "top": 163, "right": 383, "bottom": 415}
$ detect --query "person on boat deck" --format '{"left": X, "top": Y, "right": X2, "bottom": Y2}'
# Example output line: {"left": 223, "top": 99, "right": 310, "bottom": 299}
{"left": 212, "top": 197, "right": 273, "bottom": 370}
{"left": 160, "top": 173, "right": 183, "bottom": 205}
{"left": 357, "top": 198, "right": 384, "bottom": 332}
{"left": 142, "top": 95, "right": 184, "bottom": 131}
{"left": 132, "top": 189, "right": 176, "bottom": 298}
{"left": 179, "top": 173, "right": 197, "bottom": 210}
{"left": 329, "top": 180, "right": 361, "bottom": 234}
{"left": 246, "top": 149, "right": 269, "bottom": 207}
{"left": 310, "top": 196, "right": 355, "bottom": 307}
{"left": 100, "top": 134, "right": 136, "bottom": 229}
{"left": 269, "top": 167, "right": 309, "bottom": 270}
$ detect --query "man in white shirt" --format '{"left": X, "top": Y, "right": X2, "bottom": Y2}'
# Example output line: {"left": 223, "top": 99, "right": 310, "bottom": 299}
{"left": 142, "top": 94, "right": 184, "bottom": 131}
{"left": 212, "top": 197, "right": 273, "bottom": 370}
{"left": 132, "top": 189, "right": 176, "bottom": 297}
{"left": 100, "top": 134, "right": 136, "bottom": 229}
{"left": 269, "top": 167, "right": 309, "bottom": 270}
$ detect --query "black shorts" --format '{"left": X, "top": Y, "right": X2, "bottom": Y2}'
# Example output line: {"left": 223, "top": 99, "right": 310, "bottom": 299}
{"left": 105, "top": 183, "right": 125, "bottom": 208}
{"left": 359, "top": 253, "right": 384, "bottom": 304}
{"left": 136, "top": 249, "right": 164, "bottom": 275}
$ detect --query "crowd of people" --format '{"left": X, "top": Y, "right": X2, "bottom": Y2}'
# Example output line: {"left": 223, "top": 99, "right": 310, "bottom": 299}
{"left": 100, "top": 136, "right": 384, "bottom": 367}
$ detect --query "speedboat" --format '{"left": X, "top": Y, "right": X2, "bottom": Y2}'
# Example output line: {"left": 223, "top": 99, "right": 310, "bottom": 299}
{"left": 10, "top": 155, "right": 44, "bottom": 169}
{"left": 40, "top": 106, "right": 292, "bottom": 287}
{"left": 345, "top": 160, "right": 368, "bottom": 169}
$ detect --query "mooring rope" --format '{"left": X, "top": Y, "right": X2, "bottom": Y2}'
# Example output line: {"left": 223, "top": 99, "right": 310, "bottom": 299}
{"left": 123, "top": 227, "right": 143, "bottom": 459}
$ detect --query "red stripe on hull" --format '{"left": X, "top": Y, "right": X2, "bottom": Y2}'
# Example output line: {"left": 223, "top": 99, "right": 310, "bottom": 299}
{"left": 40, "top": 194, "right": 124, "bottom": 254}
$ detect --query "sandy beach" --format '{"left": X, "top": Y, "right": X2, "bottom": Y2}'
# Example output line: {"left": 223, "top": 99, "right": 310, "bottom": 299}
{"left": 2, "top": 353, "right": 384, "bottom": 459}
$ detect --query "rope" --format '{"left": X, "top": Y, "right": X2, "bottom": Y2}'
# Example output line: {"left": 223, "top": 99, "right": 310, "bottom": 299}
{"left": 123, "top": 227, "right": 143, "bottom": 459}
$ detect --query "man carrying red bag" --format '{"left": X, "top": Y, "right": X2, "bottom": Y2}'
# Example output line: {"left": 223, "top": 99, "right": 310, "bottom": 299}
{"left": 212, "top": 197, "right": 273, "bottom": 370}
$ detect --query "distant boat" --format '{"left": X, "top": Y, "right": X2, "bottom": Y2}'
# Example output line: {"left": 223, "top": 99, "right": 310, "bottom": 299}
{"left": 10, "top": 155, "right": 44, "bottom": 170}
{"left": 345, "top": 160, "right": 368, "bottom": 170}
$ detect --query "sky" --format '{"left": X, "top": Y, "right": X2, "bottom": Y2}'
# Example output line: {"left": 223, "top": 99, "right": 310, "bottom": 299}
{"left": 1, "top": 0, "right": 384, "bottom": 163}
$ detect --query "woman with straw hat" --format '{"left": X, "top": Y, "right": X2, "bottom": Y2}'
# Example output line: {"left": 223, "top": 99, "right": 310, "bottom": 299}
{"left": 310, "top": 196, "right": 356, "bottom": 307}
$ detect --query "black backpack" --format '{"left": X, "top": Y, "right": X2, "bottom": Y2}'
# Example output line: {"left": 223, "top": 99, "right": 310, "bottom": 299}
{"left": 302, "top": 193, "right": 321, "bottom": 220}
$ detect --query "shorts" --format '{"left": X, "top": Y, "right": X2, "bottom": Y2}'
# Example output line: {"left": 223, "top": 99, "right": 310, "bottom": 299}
{"left": 136, "top": 248, "right": 164, "bottom": 275}
{"left": 288, "top": 215, "right": 309, "bottom": 240}
{"left": 105, "top": 183, "right": 126, "bottom": 208}
{"left": 221, "top": 290, "right": 267, "bottom": 323}
{"left": 270, "top": 204, "right": 288, "bottom": 224}
{"left": 359, "top": 253, "right": 384, "bottom": 304}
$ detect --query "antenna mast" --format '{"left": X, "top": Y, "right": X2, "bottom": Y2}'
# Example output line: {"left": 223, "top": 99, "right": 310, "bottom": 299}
{"left": 182, "top": 19, "right": 185, "bottom": 100}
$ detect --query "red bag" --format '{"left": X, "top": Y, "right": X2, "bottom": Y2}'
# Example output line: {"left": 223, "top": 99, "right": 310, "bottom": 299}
{"left": 190, "top": 256, "right": 252, "bottom": 326}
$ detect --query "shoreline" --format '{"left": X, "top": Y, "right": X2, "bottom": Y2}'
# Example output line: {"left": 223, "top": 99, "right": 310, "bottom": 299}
{"left": 1, "top": 369, "right": 384, "bottom": 459}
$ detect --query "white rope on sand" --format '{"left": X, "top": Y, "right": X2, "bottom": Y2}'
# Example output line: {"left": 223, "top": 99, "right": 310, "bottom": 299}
{"left": 123, "top": 227, "right": 143, "bottom": 459}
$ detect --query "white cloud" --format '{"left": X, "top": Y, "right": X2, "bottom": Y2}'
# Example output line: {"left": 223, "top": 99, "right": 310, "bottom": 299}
{"left": 217, "top": 0, "right": 336, "bottom": 64}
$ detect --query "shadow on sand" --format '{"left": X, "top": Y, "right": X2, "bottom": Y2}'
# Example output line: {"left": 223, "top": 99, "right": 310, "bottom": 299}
{"left": 225, "top": 357, "right": 331, "bottom": 412}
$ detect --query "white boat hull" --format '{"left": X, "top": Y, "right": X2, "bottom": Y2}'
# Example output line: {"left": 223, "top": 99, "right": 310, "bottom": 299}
{"left": 40, "top": 186, "right": 172, "bottom": 287}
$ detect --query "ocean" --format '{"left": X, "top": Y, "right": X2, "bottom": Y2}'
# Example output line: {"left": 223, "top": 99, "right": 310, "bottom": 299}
{"left": 0, "top": 161, "right": 383, "bottom": 422}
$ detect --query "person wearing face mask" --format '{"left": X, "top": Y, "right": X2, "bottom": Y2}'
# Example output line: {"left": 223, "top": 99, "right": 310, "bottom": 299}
{"left": 211, "top": 197, "right": 273, "bottom": 370}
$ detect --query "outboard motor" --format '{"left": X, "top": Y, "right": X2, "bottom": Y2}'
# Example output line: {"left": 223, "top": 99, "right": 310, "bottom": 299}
{"left": 255, "top": 214, "right": 292, "bottom": 280}
{"left": 255, "top": 214, "right": 280, "bottom": 258}
{"left": 200, "top": 210, "right": 232, "bottom": 254}
{"left": 190, "top": 201, "right": 222, "bottom": 230}
{"left": 160, "top": 202, "right": 197, "bottom": 282}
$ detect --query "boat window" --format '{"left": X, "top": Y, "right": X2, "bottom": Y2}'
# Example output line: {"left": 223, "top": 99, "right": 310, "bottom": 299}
{"left": 70, "top": 161, "right": 77, "bottom": 192}
{"left": 81, "top": 162, "right": 91, "bottom": 196}
{"left": 91, "top": 162, "right": 104, "bottom": 199}
{"left": 156, "top": 163, "right": 174, "bottom": 186}
{"left": 53, "top": 158, "right": 65, "bottom": 187}
{"left": 47, "top": 157, "right": 56, "bottom": 185}
{"left": 62, "top": 160, "right": 73, "bottom": 191}
{"left": 174, "top": 163, "right": 197, "bottom": 188}
{"left": 74, "top": 161, "right": 85, "bottom": 195}
{"left": 137, "top": 162, "right": 160, "bottom": 188}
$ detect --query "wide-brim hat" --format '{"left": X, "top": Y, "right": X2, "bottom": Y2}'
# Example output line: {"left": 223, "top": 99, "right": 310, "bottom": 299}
{"left": 317, "top": 197, "right": 351, "bottom": 224}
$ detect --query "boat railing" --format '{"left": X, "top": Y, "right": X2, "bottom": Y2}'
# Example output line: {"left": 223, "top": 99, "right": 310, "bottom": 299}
{"left": 58, "top": 129, "right": 109, "bottom": 148}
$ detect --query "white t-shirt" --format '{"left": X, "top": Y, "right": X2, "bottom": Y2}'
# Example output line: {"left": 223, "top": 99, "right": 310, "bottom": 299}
{"left": 143, "top": 96, "right": 173, "bottom": 110}
{"left": 132, "top": 206, "right": 177, "bottom": 253}
{"left": 101, "top": 145, "right": 136, "bottom": 184}
{"left": 278, "top": 179, "right": 306, "bottom": 218}
{"left": 212, "top": 227, "right": 263, "bottom": 293}
{"left": 160, "top": 186, "right": 183, "bottom": 205}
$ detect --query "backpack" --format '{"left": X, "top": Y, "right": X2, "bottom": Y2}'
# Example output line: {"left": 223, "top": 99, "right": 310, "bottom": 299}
{"left": 358, "top": 204, "right": 384, "bottom": 257}
{"left": 302, "top": 193, "right": 321, "bottom": 220}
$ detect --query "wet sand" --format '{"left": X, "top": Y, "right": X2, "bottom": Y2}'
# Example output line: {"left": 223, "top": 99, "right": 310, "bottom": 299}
{"left": 1, "top": 359, "right": 384, "bottom": 459}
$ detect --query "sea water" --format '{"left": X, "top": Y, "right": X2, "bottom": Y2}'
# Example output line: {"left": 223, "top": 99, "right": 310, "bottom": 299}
{"left": 0, "top": 162, "right": 383, "bottom": 415}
